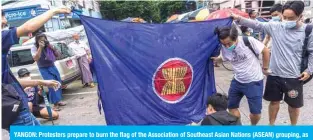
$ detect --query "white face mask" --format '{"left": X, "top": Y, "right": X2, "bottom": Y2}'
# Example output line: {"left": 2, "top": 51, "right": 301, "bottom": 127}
{"left": 20, "top": 76, "right": 31, "bottom": 80}
{"left": 282, "top": 20, "right": 297, "bottom": 29}
{"left": 271, "top": 16, "right": 281, "bottom": 22}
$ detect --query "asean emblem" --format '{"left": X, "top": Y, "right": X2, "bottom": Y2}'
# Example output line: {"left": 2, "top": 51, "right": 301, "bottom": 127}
{"left": 152, "top": 58, "right": 193, "bottom": 104}
{"left": 288, "top": 90, "right": 298, "bottom": 99}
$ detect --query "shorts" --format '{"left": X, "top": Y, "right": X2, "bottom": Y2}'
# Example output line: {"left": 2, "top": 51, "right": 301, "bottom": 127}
{"left": 264, "top": 75, "right": 303, "bottom": 108}
{"left": 32, "top": 105, "right": 45, "bottom": 117}
{"left": 228, "top": 79, "right": 264, "bottom": 114}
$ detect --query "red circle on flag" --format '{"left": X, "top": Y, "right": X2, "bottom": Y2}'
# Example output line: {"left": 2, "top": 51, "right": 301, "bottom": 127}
{"left": 152, "top": 58, "right": 193, "bottom": 103}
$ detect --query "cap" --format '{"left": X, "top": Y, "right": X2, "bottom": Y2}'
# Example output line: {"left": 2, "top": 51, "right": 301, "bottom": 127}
{"left": 18, "top": 68, "right": 30, "bottom": 77}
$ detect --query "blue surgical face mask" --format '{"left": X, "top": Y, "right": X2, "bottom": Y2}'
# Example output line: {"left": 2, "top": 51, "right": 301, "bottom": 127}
{"left": 283, "top": 20, "right": 297, "bottom": 29}
{"left": 271, "top": 16, "right": 280, "bottom": 22}
{"left": 227, "top": 44, "right": 236, "bottom": 51}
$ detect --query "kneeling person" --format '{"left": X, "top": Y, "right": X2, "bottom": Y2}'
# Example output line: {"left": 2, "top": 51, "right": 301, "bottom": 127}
{"left": 201, "top": 93, "right": 241, "bottom": 125}
{"left": 212, "top": 26, "right": 270, "bottom": 125}
{"left": 18, "top": 68, "right": 59, "bottom": 120}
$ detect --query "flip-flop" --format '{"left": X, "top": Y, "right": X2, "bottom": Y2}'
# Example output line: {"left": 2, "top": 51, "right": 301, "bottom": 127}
{"left": 58, "top": 102, "right": 67, "bottom": 106}
{"left": 82, "top": 84, "right": 88, "bottom": 88}
{"left": 89, "top": 83, "right": 95, "bottom": 88}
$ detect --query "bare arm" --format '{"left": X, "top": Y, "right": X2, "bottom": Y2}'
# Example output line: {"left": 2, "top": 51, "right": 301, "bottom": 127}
{"left": 33, "top": 47, "right": 44, "bottom": 62}
{"left": 211, "top": 56, "right": 223, "bottom": 64}
{"left": 16, "top": 7, "right": 71, "bottom": 37}
{"left": 262, "top": 47, "right": 270, "bottom": 69}
{"left": 232, "top": 14, "right": 272, "bottom": 35}
{"left": 19, "top": 79, "right": 42, "bottom": 88}
{"left": 18, "top": 79, "right": 58, "bottom": 89}
{"left": 263, "top": 34, "right": 271, "bottom": 47}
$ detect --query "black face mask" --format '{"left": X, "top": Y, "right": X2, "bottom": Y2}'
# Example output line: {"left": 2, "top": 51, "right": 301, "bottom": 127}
{"left": 44, "top": 40, "right": 49, "bottom": 47}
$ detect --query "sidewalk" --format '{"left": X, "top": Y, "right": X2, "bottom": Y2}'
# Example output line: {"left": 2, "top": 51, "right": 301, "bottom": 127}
{"left": 214, "top": 66, "right": 313, "bottom": 125}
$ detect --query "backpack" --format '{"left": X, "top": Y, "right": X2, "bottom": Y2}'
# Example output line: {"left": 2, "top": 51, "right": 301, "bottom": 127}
{"left": 242, "top": 36, "right": 258, "bottom": 58}
{"left": 2, "top": 83, "right": 22, "bottom": 129}
{"left": 301, "top": 25, "right": 313, "bottom": 84}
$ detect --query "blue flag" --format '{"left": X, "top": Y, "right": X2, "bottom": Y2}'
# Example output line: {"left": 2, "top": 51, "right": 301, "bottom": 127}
{"left": 80, "top": 15, "right": 232, "bottom": 125}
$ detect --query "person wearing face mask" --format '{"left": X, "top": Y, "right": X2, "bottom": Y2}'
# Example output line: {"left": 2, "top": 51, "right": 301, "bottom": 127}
{"left": 68, "top": 33, "right": 95, "bottom": 88}
{"left": 211, "top": 26, "right": 270, "bottom": 125}
{"left": 263, "top": 4, "right": 283, "bottom": 49}
{"left": 232, "top": 1, "right": 313, "bottom": 125}
{"left": 31, "top": 33, "right": 66, "bottom": 111}
{"left": 17, "top": 68, "right": 59, "bottom": 120}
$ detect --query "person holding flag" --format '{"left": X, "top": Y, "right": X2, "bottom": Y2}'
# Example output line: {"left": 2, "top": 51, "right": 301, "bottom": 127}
{"left": 212, "top": 25, "right": 270, "bottom": 125}
{"left": 2, "top": 7, "right": 71, "bottom": 129}
{"left": 231, "top": 1, "right": 313, "bottom": 125}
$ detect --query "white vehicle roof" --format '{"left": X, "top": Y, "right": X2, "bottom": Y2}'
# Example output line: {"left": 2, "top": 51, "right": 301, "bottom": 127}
{"left": 11, "top": 41, "right": 66, "bottom": 51}
{"left": 23, "top": 25, "right": 87, "bottom": 46}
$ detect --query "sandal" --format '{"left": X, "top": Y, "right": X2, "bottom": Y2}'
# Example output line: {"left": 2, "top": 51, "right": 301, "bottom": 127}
{"left": 83, "top": 83, "right": 89, "bottom": 88}
{"left": 89, "top": 83, "right": 95, "bottom": 88}
{"left": 58, "top": 101, "right": 67, "bottom": 106}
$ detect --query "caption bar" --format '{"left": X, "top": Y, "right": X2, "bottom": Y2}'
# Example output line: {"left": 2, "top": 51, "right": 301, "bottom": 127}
{"left": 10, "top": 126, "right": 313, "bottom": 140}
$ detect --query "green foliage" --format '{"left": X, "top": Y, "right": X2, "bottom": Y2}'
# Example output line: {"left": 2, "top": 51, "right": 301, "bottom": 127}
{"left": 99, "top": 1, "right": 187, "bottom": 23}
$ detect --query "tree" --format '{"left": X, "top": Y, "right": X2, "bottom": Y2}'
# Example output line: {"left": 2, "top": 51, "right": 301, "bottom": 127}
{"left": 99, "top": 1, "right": 187, "bottom": 23}
{"left": 158, "top": 1, "right": 188, "bottom": 22}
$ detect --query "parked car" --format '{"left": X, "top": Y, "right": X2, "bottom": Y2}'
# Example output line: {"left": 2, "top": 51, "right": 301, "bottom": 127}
{"left": 8, "top": 41, "right": 81, "bottom": 88}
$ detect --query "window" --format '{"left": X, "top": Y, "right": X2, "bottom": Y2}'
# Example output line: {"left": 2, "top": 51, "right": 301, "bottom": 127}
{"left": 92, "top": 0, "right": 95, "bottom": 9}
{"left": 50, "top": 0, "right": 54, "bottom": 6}
{"left": 235, "top": 5, "right": 241, "bottom": 10}
{"left": 8, "top": 49, "right": 35, "bottom": 67}
{"left": 53, "top": 43, "right": 74, "bottom": 60}
{"left": 304, "top": 0, "right": 310, "bottom": 7}
{"left": 62, "top": 0, "right": 66, "bottom": 5}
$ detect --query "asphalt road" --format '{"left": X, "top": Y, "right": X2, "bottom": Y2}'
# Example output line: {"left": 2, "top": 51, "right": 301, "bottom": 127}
{"left": 214, "top": 66, "right": 313, "bottom": 125}
{"left": 2, "top": 68, "right": 313, "bottom": 139}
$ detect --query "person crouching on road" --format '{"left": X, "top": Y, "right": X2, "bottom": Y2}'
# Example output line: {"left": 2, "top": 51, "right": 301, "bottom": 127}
{"left": 201, "top": 93, "right": 241, "bottom": 125}
{"left": 18, "top": 68, "right": 59, "bottom": 120}
{"left": 69, "top": 33, "right": 95, "bottom": 88}
{"left": 211, "top": 26, "right": 270, "bottom": 125}
{"left": 31, "top": 33, "right": 66, "bottom": 111}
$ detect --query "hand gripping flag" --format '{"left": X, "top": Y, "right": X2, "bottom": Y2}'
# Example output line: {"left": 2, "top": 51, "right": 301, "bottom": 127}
{"left": 80, "top": 15, "right": 232, "bottom": 125}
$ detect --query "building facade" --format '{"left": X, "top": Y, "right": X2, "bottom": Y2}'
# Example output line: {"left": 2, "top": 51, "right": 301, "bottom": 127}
{"left": 197, "top": 0, "right": 313, "bottom": 18}
{"left": 205, "top": 0, "right": 275, "bottom": 18}
{"left": 2, "top": 0, "right": 102, "bottom": 43}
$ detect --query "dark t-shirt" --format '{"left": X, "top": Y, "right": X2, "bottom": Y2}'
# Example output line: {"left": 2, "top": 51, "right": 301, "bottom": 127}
{"left": 2, "top": 28, "right": 29, "bottom": 110}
